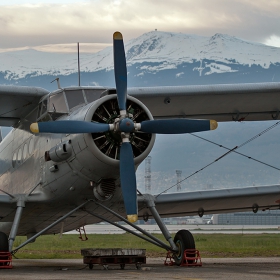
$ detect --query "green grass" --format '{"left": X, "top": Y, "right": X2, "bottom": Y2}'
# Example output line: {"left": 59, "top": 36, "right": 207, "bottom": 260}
{"left": 12, "top": 233, "right": 280, "bottom": 259}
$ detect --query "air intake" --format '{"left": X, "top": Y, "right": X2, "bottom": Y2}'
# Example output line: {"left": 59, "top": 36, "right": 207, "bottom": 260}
{"left": 93, "top": 178, "right": 116, "bottom": 201}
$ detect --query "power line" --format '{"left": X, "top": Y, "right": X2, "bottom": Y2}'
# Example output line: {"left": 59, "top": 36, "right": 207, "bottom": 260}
{"left": 156, "top": 121, "right": 280, "bottom": 197}
{"left": 190, "top": 134, "right": 280, "bottom": 171}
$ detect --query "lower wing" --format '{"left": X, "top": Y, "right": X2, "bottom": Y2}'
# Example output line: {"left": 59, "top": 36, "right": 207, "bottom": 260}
{"left": 138, "top": 185, "right": 280, "bottom": 218}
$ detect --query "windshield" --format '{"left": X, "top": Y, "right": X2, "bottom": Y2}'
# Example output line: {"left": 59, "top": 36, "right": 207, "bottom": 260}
{"left": 65, "top": 90, "right": 85, "bottom": 110}
{"left": 49, "top": 91, "right": 68, "bottom": 113}
{"left": 84, "top": 89, "right": 105, "bottom": 103}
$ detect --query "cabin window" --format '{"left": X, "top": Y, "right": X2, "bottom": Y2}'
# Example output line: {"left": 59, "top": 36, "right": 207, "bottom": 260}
{"left": 12, "top": 152, "right": 17, "bottom": 168}
{"left": 22, "top": 143, "right": 28, "bottom": 160}
{"left": 28, "top": 137, "right": 35, "bottom": 155}
{"left": 65, "top": 90, "right": 85, "bottom": 110}
{"left": 84, "top": 89, "right": 104, "bottom": 103}
{"left": 17, "top": 148, "right": 22, "bottom": 164}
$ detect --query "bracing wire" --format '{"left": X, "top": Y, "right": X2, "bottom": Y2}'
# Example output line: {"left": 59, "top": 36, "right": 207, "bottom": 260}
{"left": 156, "top": 121, "right": 280, "bottom": 197}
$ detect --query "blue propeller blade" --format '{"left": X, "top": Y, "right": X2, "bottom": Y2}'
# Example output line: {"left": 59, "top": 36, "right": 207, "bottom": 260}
{"left": 30, "top": 121, "right": 110, "bottom": 134}
{"left": 140, "top": 119, "right": 217, "bottom": 134}
{"left": 113, "top": 32, "right": 127, "bottom": 111}
{"left": 119, "top": 142, "right": 138, "bottom": 222}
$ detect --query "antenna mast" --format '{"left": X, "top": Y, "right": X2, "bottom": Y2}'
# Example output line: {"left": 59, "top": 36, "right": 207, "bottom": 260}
{"left": 77, "top": 42, "right": 81, "bottom": 86}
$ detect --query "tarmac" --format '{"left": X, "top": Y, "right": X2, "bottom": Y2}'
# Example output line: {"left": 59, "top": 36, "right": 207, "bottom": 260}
{"left": 66, "top": 224, "right": 280, "bottom": 234}
{"left": 1, "top": 258, "right": 280, "bottom": 280}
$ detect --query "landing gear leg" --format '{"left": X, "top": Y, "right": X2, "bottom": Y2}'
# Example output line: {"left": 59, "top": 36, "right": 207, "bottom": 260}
{"left": 140, "top": 194, "right": 196, "bottom": 266}
{"left": 8, "top": 198, "right": 25, "bottom": 252}
{"left": 140, "top": 194, "right": 178, "bottom": 251}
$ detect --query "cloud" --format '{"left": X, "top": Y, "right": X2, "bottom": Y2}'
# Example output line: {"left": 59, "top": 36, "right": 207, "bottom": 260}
{"left": 0, "top": 0, "right": 279, "bottom": 50}
{"left": 34, "top": 43, "right": 112, "bottom": 53}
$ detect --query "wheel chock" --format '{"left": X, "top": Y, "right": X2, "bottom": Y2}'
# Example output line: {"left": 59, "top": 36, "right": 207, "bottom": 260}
{"left": 0, "top": 252, "right": 13, "bottom": 269}
{"left": 164, "top": 251, "right": 175, "bottom": 266}
{"left": 164, "top": 249, "right": 202, "bottom": 267}
{"left": 181, "top": 249, "right": 202, "bottom": 266}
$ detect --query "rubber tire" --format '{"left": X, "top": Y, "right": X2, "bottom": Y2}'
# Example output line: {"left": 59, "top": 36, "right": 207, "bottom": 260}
{"left": 173, "top": 229, "right": 195, "bottom": 266}
{"left": 0, "top": 232, "right": 9, "bottom": 266}
{"left": 0, "top": 232, "right": 8, "bottom": 252}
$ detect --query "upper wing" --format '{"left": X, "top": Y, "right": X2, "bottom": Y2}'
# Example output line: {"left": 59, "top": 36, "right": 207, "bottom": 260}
{"left": 128, "top": 82, "right": 280, "bottom": 122}
{"left": 131, "top": 83, "right": 280, "bottom": 216}
{"left": 0, "top": 85, "right": 49, "bottom": 126}
{"left": 138, "top": 185, "right": 280, "bottom": 218}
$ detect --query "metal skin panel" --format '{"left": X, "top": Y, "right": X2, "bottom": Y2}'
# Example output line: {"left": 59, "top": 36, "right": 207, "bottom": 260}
{"left": 128, "top": 82, "right": 280, "bottom": 121}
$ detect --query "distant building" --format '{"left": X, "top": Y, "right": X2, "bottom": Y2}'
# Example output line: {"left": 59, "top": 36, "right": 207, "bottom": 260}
{"left": 213, "top": 210, "right": 280, "bottom": 225}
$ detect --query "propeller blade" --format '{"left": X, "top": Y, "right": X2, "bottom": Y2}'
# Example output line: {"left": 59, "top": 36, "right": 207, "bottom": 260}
{"left": 139, "top": 119, "right": 218, "bottom": 134}
{"left": 119, "top": 142, "right": 138, "bottom": 223}
{"left": 30, "top": 121, "right": 111, "bottom": 134}
{"left": 113, "top": 31, "right": 127, "bottom": 112}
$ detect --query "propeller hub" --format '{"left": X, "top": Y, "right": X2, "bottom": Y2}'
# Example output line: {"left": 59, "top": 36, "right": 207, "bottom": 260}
{"left": 119, "top": 118, "right": 135, "bottom": 133}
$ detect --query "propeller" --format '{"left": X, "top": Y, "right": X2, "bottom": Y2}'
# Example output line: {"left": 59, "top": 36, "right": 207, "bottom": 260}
{"left": 30, "top": 121, "right": 111, "bottom": 134}
{"left": 30, "top": 31, "right": 218, "bottom": 223}
{"left": 113, "top": 31, "right": 127, "bottom": 113}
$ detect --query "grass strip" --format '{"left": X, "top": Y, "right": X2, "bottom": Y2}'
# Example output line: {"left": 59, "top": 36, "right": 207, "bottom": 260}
{"left": 13, "top": 233, "right": 280, "bottom": 259}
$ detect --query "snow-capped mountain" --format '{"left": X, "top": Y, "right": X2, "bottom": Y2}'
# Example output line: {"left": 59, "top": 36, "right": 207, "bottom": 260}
{"left": 1, "top": 31, "right": 280, "bottom": 90}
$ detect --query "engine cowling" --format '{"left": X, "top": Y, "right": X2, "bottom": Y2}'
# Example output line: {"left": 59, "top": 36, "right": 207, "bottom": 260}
{"left": 68, "top": 94, "right": 156, "bottom": 181}
{"left": 91, "top": 95, "right": 154, "bottom": 161}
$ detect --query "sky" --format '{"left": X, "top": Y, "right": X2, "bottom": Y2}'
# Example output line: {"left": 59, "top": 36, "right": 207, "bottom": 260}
{"left": 0, "top": 0, "right": 280, "bottom": 53}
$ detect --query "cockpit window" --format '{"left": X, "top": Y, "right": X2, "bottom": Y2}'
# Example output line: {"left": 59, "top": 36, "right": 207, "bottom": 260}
{"left": 41, "top": 99, "right": 48, "bottom": 115}
{"left": 84, "top": 89, "right": 104, "bottom": 103}
{"left": 37, "top": 98, "right": 49, "bottom": 121}
{"left": 49, "top": 91, "right": 68, "bottom": 113}
{"left": 65, "top": 90, "right": 85, "bottom": 110}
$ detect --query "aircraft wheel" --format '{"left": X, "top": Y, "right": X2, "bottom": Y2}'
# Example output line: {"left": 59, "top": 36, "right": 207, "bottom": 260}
{"left": 0, "top": 232, "right": 8, "bottom": 251}
{"left": 0, "top": 232, "right": 9, "bottom": 266}
{"left": 173, "top": 230, "right": 195, "bottom": 266}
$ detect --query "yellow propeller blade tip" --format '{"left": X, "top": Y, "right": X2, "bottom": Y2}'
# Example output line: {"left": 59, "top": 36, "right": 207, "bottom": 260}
{"left": 210, "top": 120, "right": 218, "bottom": 130}
{"left": 30, "top": 123, "right": 39, "bottom": 133}
{"left": 113, "top": 31, "right": 123, "bottom": 40}
{"left": 127, "top": 214, "right": 138, "bottom": 223}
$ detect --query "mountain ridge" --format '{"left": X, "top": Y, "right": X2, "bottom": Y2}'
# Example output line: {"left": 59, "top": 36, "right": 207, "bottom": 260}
{"left": 1, "top": 31, "right": 280, "bottom": 87}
